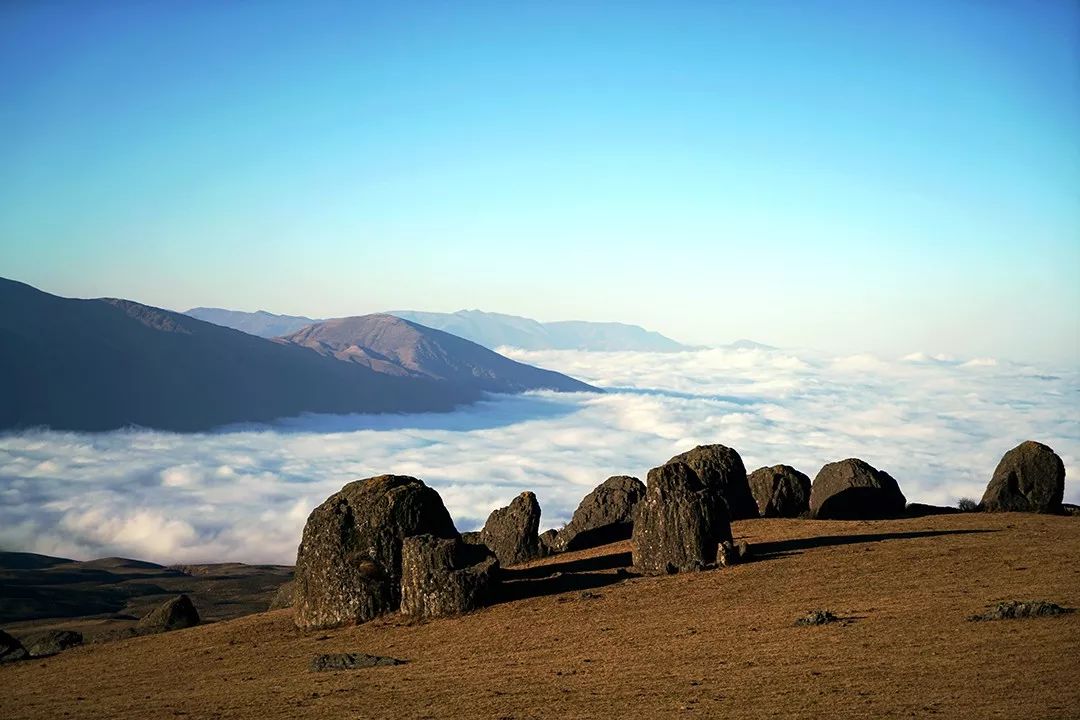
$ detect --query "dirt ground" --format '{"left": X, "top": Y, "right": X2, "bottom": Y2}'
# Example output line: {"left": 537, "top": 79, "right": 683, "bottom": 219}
{"left": 2, "top": 512, "right": 1078, "bottom": 719}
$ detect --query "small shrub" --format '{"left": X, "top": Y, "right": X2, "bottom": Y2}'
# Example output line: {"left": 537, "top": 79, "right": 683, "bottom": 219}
{"left": 968, "top": 600, "right": 1072, "bottom": 622}
{"left": 795, "top": 609, "right": 839, "bottom": 626}
{"left": 957, "top": 497, "right": 980, "bottom": 512}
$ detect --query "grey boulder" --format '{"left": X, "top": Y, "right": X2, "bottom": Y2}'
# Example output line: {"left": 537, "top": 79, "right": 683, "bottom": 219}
{"left": 480, "top": 491, "right": 542, "bottom": 567}
{"left": 981, "top": 441, "right": 1066, "bottom": 514}
{"left": 554, "top": 475, "right": 645, "bottom": 552}
{"left": 667, "top": 444, "right": 758, "bottom": 520}
{"left": 399, "top": 535, "right": 498, "bottom": 619}
{"left": 747, "top": 465, "right": 811, "bottom": 518}
{"left": 136, "top": 594, "right": 200, "bottom": 633}
{"left": 632, "top": 462, "right": 733, "bottom": 574}
{"left": 293, "top": 475, "right": 458, "bottom": 630}
{"left": 809, "top": 459, "right": 906, "bottom": 520}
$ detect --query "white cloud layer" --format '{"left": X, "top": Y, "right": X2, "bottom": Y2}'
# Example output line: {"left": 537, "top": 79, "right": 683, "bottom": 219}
{"left": 1, "top": 348, "right": 1076, "bottom": 565}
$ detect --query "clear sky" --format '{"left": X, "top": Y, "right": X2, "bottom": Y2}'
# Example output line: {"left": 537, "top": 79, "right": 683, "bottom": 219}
{"left": 1, "top": 1, "right": 1077, "bottom": 362}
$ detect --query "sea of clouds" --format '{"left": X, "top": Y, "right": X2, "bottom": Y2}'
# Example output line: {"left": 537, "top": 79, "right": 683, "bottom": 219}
{"left": 1, "top": 347, "right": 1076, "bottom": 565}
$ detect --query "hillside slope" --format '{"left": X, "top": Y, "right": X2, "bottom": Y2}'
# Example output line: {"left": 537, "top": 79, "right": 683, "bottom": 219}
{"left": 185, "top": 307, "right": 318, "bottom": 338}
{"left": 279, "top": 314, "right": 598, "bottom": 393}
{"left": 0, "top": 278, "right": 477, "bottom": 432}
{"left": 389, "top": 309, "right": 691, "bottom": 352}
{"left": 1, "top": 514, "right": 1076, "bottom": 719}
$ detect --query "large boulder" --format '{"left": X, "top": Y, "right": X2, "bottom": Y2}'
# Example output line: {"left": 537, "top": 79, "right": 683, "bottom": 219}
{"left": 268, "top": 580, "right": 296, "bottom": 610}
{"left": 538, "top": 528, "right": 559, "bottom": 555}
{"left": 136, "top": 594, "right": 200, "bottom": 633}
{"left": 981, "top": 441, "right": 1066, "bottom": 514}
{"left": 25, "top": 630, "right": 83, "bottom": 658}
{"left": 667, "top": 444, "right": 758, "bottom": 520}
{"left": 400, "top": 535, "right": 498, "bottom": 619}
{"left": 809, "top": 459, "right": 906, "bottom": 519}
{"left": 632, "top": 462, "right": 733, "bottom": 574}
{"left": 480, "top": 491, "right": 541, "bottom": 567}
{"left": 554, "top": 476, "right": 646, "bottom": 552}
{"left": 748, "top": 465, "right": 811, "bottom": 518}
{"left": 293, "top": 475, "right": 458, "bottom": 630}
{"left": 0, "top": 630, "right": 28, "bottom": 663}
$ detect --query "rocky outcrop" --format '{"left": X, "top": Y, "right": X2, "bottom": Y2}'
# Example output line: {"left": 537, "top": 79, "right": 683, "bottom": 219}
{"left": 480, "top": 491, "right": 541, "bottom": 567}
{"left": 136, "top": 594, "right": 200, "bottom": 633}
{"left": 538, "top": 529, "right": 559, "bottom": 555}
{"left": 293, "top": 475, "right": 458, "bottom": 630}
{"left": 667, "top": 445, "right": 758, "bottom": 520}
{"left": 981, "top": 441, "right": 1066, "bottom": 514}
{"left": 809, "top": 459, "right": 906, "bottom": 519}
{"left": 632, "top": 462, "right": 733, "bottom": 574}
{"left": 268, "top": 580, "right": 295, "bottom": 610}
{"left": 0, "top": 630, "right": 28, "bottom": 663}
{"left": 716, "top": 540, "right": 750, "bottom": 567}
{"left": 25, "top": 630, "right": 83, "bottom": 658}
{"left": 747, "top": 465, "right": 811, "bottom": 518}
{"left": 310, "top": 653, "right": 407, "bottom": 671}
{"left": 400, "top": 535, "right": 498, "bottom": 619}
{"left": 553, "top": 476, "right": 645, "bottom": 552}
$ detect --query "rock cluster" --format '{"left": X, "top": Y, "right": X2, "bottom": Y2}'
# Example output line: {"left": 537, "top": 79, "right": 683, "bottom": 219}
{"left": 400, "top": 535, "right": 498, "bottom": 618}
{"left": 0, "top": 630, "right": 28, "bottom": 663}
{"left": 980, "top": 441, "right": 1065, "bottom": 514}
{"left": 809, "top": 459, "right": 906, "bottom": 520}
{"left": 137, "top": 594, "right": 200, "bottom": 633}
{"left": 288, "top": 439, "right": 1067, "bottom": 630}
{"left": 632, "top": 462, "right": 733, "bottom": 574}
{"left": 747, "top": 465, "right": 811, "bottom": 518}
{"left": 553, "top": 475, "right": 645, "bottom": 552}
{"left": 293, "top": 475, "right": 458, "bottom": 630}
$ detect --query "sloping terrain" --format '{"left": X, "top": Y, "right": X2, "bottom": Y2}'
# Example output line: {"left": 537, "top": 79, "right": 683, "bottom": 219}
{"left": 0, "top": 278, "right": 479, "bottom": 431}
{"left": 185, "top": 307, "right": 319, "bottom": 338}
{"left": 1, "top": 513, "right": 1076, "bottom": 719}
{"left": 279, "top": 314, "right": 598, "bottom": 393}
{"left": 0, "top": 552, "right": 291, "bottom": 642}
{"left": 389, "top": 309, "right": 691, "bottom": 352}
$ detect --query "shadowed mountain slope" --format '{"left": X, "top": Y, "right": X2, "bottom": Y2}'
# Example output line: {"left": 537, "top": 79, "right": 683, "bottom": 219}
{"left": 278, "top": 314, "right": 598, "bottom": 394}
{"left": 0, "top": 278, "right": 479, "bottom": 432}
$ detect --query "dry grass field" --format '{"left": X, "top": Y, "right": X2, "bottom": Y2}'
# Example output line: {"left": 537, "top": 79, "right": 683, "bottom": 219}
{"left": 2, "top": 512, "right": 1078, "bottom": 719}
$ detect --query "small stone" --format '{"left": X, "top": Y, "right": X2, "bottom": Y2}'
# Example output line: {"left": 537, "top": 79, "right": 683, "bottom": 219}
{"left": 309, "top": 653, "right": 406, "bottom": 672}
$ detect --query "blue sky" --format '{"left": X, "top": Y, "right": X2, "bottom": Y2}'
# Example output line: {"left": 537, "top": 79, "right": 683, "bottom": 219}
{"left": 1, "top": 1, "right": 1077, "bottom": 362}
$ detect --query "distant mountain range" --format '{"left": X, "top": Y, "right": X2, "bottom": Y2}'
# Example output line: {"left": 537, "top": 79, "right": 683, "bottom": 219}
{"left": 278, "top": 314, "right": 593, "bottom": 394}
{"left": 186, "top": 307, "right": 692, "bottom": 352}
{"left": 0, "top": 279, "right": 596, "bottom": 432}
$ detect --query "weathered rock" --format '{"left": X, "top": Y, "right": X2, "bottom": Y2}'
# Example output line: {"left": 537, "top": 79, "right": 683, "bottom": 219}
{"left": 968, "top": 600, "right": 1072, "bottom": 622}
{"left": 25, "top": 630, "right": 83, "bottom": 658}
{"left": 632, "top": 462, "right": 733, "bottom": 574}
{"left": 538, "top": 529, "right": 559, "bottom": 555}
{"left": 480, "top": 491, "right": 541, "bottom": 566}
{"left": 716, "top": 540, "right": 750, "bottom": 567}
{"left": 400, "top": 535, "right": 498, "bottom": 619}
{"left": 310, "top": 653, "right": 406, "bottom": 671}
{"left": 981, "top": 441, "right": 1066, "bottom": 514}
{"left": 461, "top": 531, "right": 485, "bottom": 546}
{"left": 809, "top": 459, "right": 906, "bottom": 520}
{"left": 293, "top": 475, "right": 458, "bottom": 630}
{"left": 553, "top": 476, "right": 645, "bottom": 552}
{"left": 0, "top": 629, "right": 28, "bottom": 663}
{"left": 667, "top": 444, "right": 758, "bottom": 520}
{"left": 136, "top": 594, "right": 200, "bottom": 633}
{"left": 268, "top": 580, "right": 295, "bottom": 610}
{"left": 747, "top": 465, "right": 811, "bottom": 518}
